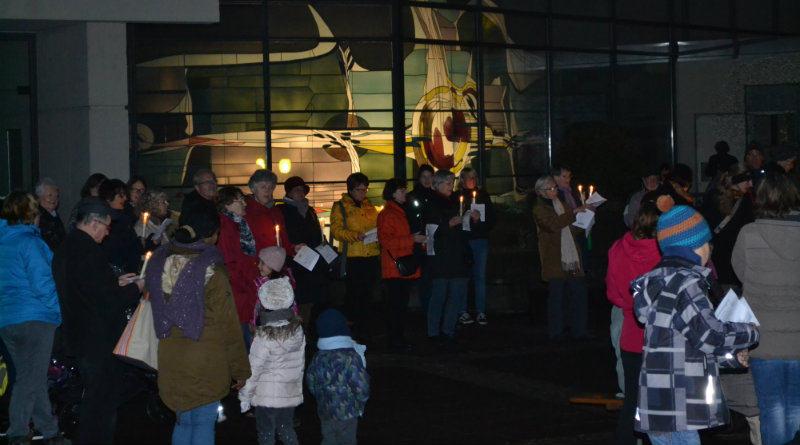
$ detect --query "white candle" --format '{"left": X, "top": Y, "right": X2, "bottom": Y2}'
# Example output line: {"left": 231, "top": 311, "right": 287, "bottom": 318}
{"left": 472, "top": 190, "right": 477, "bottom": 205}
{"left": 275, "top": 224, "right": 280, "bottom": 247}
{"left": 459, "top": 195, "right": 464, "bottom": 216}
{"left": 589, "top": 185, "right": 594, "bottom": 197}
{"left": 577, "top": 185, "right": 585, "bottom": 205}
{"left": 140, "top": 251, "right": 152, "bottom": 278}
{"left": 141, "top": 212, "right": 149, "bottom": 237}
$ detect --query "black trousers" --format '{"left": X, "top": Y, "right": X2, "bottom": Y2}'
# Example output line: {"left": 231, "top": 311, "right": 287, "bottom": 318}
{"left": 75, "top": 351, "right": 125, "bottom": 444}
{"left": 344, "top": 256, "right": 380, "bottom": 339}
{"left": 384, "top": 278, "right": 413, "bottom": 348}
{"left": 615, "top": 350, "right": 644, "bottom": 445}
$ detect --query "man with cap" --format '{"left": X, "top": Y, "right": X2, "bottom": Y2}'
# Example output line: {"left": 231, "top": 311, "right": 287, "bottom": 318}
{"left": 630, "top": 203, "right": 760, "bottom": 445}
{"left": 52, "top": 197, "right": 144, "bottom": 444}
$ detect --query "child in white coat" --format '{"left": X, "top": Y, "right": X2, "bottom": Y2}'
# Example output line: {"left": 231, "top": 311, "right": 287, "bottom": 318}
{"left": 239, "top": 246, "right": 305, "bottom": 445}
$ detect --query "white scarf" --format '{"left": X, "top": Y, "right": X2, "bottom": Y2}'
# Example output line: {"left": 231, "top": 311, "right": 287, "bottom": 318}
{"left": 317, "top": 336, "right": 367, "bottom": 368}
{"left": 552, "top": 199, "right": 581, "bottom": 273}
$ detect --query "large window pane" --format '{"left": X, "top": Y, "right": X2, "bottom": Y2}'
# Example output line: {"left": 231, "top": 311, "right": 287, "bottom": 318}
{"left": 552, "top": 20, "right": 609, "bottom": 50}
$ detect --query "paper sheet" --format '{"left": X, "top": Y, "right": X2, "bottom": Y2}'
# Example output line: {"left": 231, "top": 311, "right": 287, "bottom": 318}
{"left": 153, "top": 218, "right": 172, "bottom": 240}
{"left": 572, "top": 209, "right": 595, "bottom": 235}
{"left": 462, "top": 214, "right": 471, "bottom": 231}
{"left": 425, "top": 224, "right": 438, "bottom": 255}
{"left": 362, "top": 228, "right": 378, "bottom": 245}
{"left": 293, "top": 245, "right": 321, "bottom": 271}
{"left": 586, "top": 192, "right": 606, "bottom": 207}
{"left": 315, "top": 244, "right": 339, "bottom": 264}
{"left": 715, "top": 289, "right": 760, "bottom": 326}
{"left": 470, "top": 203, "right": 486, "bottom": 222}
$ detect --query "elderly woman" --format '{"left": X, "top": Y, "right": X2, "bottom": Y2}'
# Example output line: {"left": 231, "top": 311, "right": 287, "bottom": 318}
{"left": 244, "top": 169, "right": 293, "bottom": 255}
{"left": 378, "top": 178, "right": 427, "bottom": 351}
{"left": 424, "top": 170, "right": 478, "bottom": 342}
{"left": 532, "top": 175, "right": 590, "bottom": 341}
{"left": 0, "top": 191, "right": 64, "bottom": 444}
{"left": 99, "top": 178, "right": 144, "bottom": 274}
{"left": 146, "top": 212, "right": 251, "bottom": 445}
{"left": 732, "top": 170, "right": 800, "bottom": 445}
{"left": 35, "top": 177, "right": 66, "bottom": 251}
{"left": 216, "top": 186, "right": 260, "bottom": 346}
{"left": 278, "top": 176, "right": 325, "bottom": 328}
{"left": 330, "top": 172, "right": 380, "bottom": 340}
{"left": 134, "top": 188, "right": 172, "bottom": 252}
{"left": 455, "top": 167, "right": 495, "bottom": 326}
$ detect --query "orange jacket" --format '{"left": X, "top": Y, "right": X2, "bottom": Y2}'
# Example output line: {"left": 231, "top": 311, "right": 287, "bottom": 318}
{"left": 377, "top": 200, "right": 420, "bottom": 279}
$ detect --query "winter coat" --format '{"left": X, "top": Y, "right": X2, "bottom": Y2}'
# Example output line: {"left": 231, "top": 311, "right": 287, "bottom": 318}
{"left": 423, "top": 192, "right": 471, "bottom": 279}
{"left": 37, "top": 205, "right": 66, "bottom": 251}
{"left": 102, "top": 207, "right": 144, "bottom": 274}
{"left": 278, "top": 198, "right": 327, "bottom": 305}
{"left": 0, "top": 220, "right": 61, "bottom": 329}
{"left": 377, "top": 200, "right": 420, "bottom": 279}
{"left": 306, "top": 348, "right": 370, "bottom": 421}
{"left": 217, "top": 212, "right": 260, "bottom": 323}
{"left": 406, "top": 185, "right": 436, "bottom": 235}
{"left": 632, "top": 256, "right": 760, "bottom": 433}
{"left": 239, "top": 319, "right": 305, "bottom": 408}
{"left": 244, "top": 196, "right": 294, "bottom": 256}
{"left": 732, "top": 215, "right": 800, "bottom": 360}
{"left": 330, "top": 193, "right": 379, "bottom": 258}
{"left": 178, "top": 190, "right": 217, "bottom": 226}
{"left": 52, "top": 229, "right": 141, "bottom": 357}
{"left": 605, "top": 232, "right": 661, "bottom": 353}
{"left": 455, "top": 187, "right": 496, "bottom": 240}
{"left": 701, "top": 194, "right": 754, "bottom": 286}
{"left": 532, "top": 197, "right": 584, "bottom": 281}
{"left": 154, "top": 245, "right": 251, "bottom": 413}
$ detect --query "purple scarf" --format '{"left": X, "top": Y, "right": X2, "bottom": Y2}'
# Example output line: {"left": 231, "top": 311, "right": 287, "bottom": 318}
{"left": 147, "top": 241, "right": 224, "bottom": 341}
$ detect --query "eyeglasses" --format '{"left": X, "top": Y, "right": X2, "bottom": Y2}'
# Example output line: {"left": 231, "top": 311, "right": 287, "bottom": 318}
{"left": 352, "top": 187, "right": 368, "bottom": 193}
{"left": 131, "top": 188, "right": 145, "bottom": 194}
{"left": 93, "top": 219, "right": 111, "bottom": 229}
{"left": 197, "top": 180, "right": 217, "bottom": 186}
{"left": 539, "top": 186, "right": 557, "bottom": 192}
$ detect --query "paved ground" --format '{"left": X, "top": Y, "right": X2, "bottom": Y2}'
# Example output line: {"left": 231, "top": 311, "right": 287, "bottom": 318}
{"left": 3, "top": 282, "right": 753, "bottom": 444}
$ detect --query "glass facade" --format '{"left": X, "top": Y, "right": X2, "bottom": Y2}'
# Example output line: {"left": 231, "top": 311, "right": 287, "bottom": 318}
{"left": 130, "top": 0, "right": 796, "bottom": 211}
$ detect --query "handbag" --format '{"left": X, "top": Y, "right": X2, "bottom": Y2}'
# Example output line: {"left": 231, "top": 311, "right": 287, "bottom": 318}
{"left": 113, "top": 295, "right": 158, "bottom": 371}
{"left": 388, "top": 249, "right": 421, "bottom": 277}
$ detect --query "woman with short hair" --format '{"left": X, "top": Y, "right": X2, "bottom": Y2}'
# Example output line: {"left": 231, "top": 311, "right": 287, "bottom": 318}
{"left": 135, "top": 188, "right": 172, "bottom": 251}
{"left": 244, "top": 169, "right": 293, "bottom": 255}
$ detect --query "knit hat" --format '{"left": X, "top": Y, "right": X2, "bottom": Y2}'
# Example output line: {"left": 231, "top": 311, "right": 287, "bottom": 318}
{"left": 258, "top": 276, "right": 295, "bottom": 311}
{"left": 75, "top": 197, "right": 112, "bottom": 218}
{"left": 656, "top": 205, "right": 711, "bottom": 251}
{"left": 316, "top": 309, "right": 351, "bottom": 338}
{"left": 258, "top": 246, "right": 286, "bottom": 272}
{"left": 284, "top": 176, "right": 310, "bottom": 195}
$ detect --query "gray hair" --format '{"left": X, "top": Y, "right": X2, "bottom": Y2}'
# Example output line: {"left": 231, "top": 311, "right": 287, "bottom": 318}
{"left": 432, "top": 170, "right": 455, "bottom": 189}
{"left": 192, "top": 169, "right": 217, "bottom": 185}
{"left": 534, "top": 176, "right": 555, "bottom": 197}
{"left": 76, "top": 212, "right": 107, "bottom": 227}
{"left": 248, "top": 169, "right": 278, "bottom": 191}
{"left": 34, "top": 177, "right": 58, "bottom": 196}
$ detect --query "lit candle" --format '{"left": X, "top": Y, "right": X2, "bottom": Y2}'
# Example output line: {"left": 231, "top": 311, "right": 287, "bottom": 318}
{"left": 472, "top": 190, "right": 477, "bottom": 205}
{"left": 140, "top": 251, "right": 152, "bottom": 278}
{"left": 275, "top": 224, "right": 280, "bottom": 247}
{"left": 141, "top": 212, "right": 149, "bottom": 237}
{"left": 577, "top": 185, "right": 585, "bottom": 205}
{"left": 589, "top": 185, "right": 594, "bottom": 197}
{"left": 459, "top": 195, "right": 464, "bottom": 216}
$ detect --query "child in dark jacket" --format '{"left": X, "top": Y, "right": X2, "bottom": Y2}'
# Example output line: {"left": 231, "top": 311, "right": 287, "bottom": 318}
{"left": 632, "top": 204, "right": 760, "bottom": 445}
{"left": 306, "top": 309, "right": 370, "bottom": 445}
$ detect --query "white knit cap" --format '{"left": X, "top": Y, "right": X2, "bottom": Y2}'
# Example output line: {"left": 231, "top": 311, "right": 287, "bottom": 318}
{"left": 257, "top": 276, "right": 295, "bottom": 310}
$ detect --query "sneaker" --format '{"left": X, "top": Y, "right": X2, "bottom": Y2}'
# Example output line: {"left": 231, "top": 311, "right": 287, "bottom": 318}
{"left": 458, "top": 312, "right": 474, "bottom": 325}
{"left": 476, "top": 312, "right": 488, "bottom": 325}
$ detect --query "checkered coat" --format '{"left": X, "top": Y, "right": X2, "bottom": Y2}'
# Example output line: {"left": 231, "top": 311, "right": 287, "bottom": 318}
{"left": 631, "top": 256, "right": 760, "bottom": 433}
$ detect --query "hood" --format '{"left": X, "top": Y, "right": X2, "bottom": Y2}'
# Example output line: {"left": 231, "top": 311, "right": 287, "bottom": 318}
{"left": 615, "top": 232, "right": 660, "bottom": 264}
{"left": 631, "top": 256, "right": 710, "bottom": 321}
{"left": 754, "top": 218, "right": 800, "bottom": 261}
{"left": 0, "top": 219, "right": 40, "bottom": 243}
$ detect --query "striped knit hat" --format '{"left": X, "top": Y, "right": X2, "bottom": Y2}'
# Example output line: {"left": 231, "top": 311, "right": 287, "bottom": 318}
{"left": 656, "top": 205, "right": 711, "bottom": 250}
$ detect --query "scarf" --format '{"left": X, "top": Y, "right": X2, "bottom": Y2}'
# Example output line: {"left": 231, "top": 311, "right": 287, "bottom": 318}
{"left": 552, "top": 199, "right": 581, "bottom": 273}
{"left": 317, "top": 335, "right": 367, "bottom": 368}
{"left": 147, "top": 241, "right": 224, "bottom": 341}
{"left": 221, "top": 210, "right": 255, "bottom": 256}
{"left": 282, "top": 196, "right": 309, "bottom": 218}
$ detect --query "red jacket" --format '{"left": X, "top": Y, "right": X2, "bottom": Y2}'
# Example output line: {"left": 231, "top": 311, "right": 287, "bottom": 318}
{"left": 243, "top": 195, "right": 294, "bottom": 256}
{"left": 217, "top": 213, "right": 260, "bottom": 323}
{"left": 605, "top": 231, "right": 661, "bottom": 353}
{"left": 377, "top": 200, "right": 420, "bottom": 279}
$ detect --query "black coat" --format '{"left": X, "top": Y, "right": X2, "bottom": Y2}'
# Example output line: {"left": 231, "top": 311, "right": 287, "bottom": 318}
{"left": 52, "top": 229, "right": 141, "bottom": 357}
{"left": 278, "top": 200, "right": 327, "bottom": 305}
{"left": 454, "top": 187, "right": 496, "bottom": 240}
{"left": 38, "top": 205, "right": 66, "bottom": 251}
{"left": 102, "top": 207, "right": 144, "bottom": 274}
{"left": 179, "top": 190, "right": 217, "bottom": 226}
{"left": 423, "top": 193, "right": 471, "bottom": 279}
{"left": 406, "top": 185, "right": 437, "bottom": 235}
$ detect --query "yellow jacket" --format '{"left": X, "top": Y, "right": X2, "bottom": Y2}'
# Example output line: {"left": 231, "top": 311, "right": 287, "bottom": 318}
{"left": 330, "top": 193, "right": 380, "bottom": 258}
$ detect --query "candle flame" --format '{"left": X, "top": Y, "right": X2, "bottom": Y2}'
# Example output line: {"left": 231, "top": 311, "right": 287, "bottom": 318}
{"left": 577, "top": 185, "right": 582, "bottom": 192}
{"left": 145, "top": 251, "right": 152, "bottom": 259}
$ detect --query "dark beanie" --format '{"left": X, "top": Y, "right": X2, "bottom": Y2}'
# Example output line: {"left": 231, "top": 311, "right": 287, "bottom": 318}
{"left": 75, "top": 197, "right": 112, "bottom": 218}
{"left": 316, "top": 309, "right": 351, "bottom": 338}
{"left": 178, "top": 209, "right": 220, "bottom": 242}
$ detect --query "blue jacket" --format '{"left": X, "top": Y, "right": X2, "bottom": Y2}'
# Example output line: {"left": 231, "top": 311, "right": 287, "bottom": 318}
{"left": 0, "top": 219, "right": 61, "bottom": 328}
{"left": 306, "top": 348, "right": 370, "bottom": 421}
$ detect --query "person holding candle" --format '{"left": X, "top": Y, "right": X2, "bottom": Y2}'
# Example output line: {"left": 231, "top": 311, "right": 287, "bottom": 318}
{"left": 406, "top": 165, "right": 437, "bottom": 317}
{"left": 455, "top": 167, "right": 496, "bottom": 326}
{"left": 244, "top": 170, "right": 294, "bottom": 256}
{"left": 99, "top": 178, "right": 144, "bottom": 275}
{"left": 135, "top": 188, "right": 172, "bottom": 252}
{"left": 424, "top": 170, "right": 479, "bottom": 343}
{"left": 551, "top": 165, "right": 593, "bottom": 278}
{"left": 330, "top": 173, "right": 380, "bottom": 341}
{"left": 52, "top": 197, "right": 143, "bottom": 444}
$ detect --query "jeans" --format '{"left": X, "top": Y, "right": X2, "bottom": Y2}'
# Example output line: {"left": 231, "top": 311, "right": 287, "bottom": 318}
{"left": 172, "top": 401, "right": 219, "bottom": 445}
{"left": 610, "top": 306, "right": 624, "bottom": 394}
{"left": 0, "top": 321, "right": 60, "bottom": 440}
{"left": 647, "top": 430, "right": 700, "bottom": 445}
{"left": 616, "top": 350, "right": 643, "bottom": 445}
{"left": 321, "top": 418, "right": 358, "bottom": 445}
{"left": 546, "top": 277, "right": 588, "bottom": 339}
{"left": 384, "top": 278, "right": 412, "bottom": 349}
{"left": 345, "top": 256, "right": 380, "bottom": 338}
{"left": 750, "top": 358, "right": 800, "bottom": 445}
{"left": 428, "top": 278, "right": 467, "bottom": 338}
{"left": 255, "top": 406, "right": 298, "bottom": 445}
{"left": 459, "top": 238, "right": 489, "bottom": 314}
